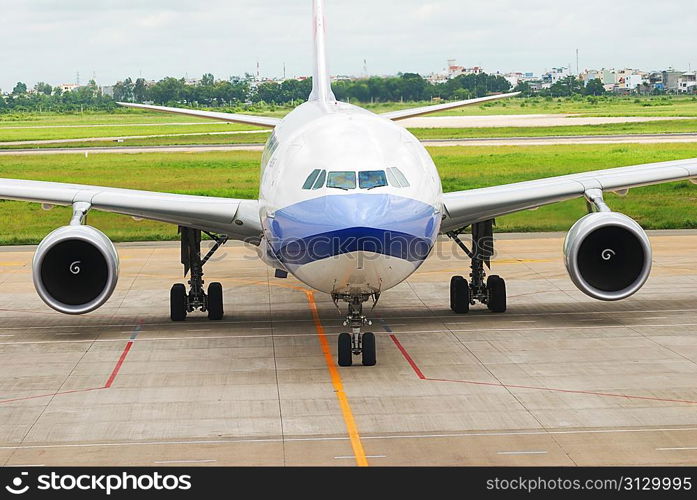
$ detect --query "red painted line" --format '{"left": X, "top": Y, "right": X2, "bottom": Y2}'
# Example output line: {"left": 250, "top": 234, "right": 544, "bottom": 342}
{"left": 0, "top": 387, "right": 102, "bottom": 404}
{"left": 389, "top": 334, "right": 697, "bottom": 406}
{"left": 389, "top": 334, "right": 426, "bottom": 380}
{"left": 104, "top": 340, "right": 133, "bottom": 388}
{"left": 0, "top": 336, "right": 136, "bottom": 404}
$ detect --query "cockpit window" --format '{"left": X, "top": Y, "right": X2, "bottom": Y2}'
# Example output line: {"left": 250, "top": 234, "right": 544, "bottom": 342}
{"left": 305, "top": 169, "right": 406, "bottom": 191}
{"left": 387, "top": 167, "right": 411, "bottom": 188}
{"left": 358, "top": 170, "right": 388, "bottom": 190}
{"left": 327, "top": 171, "right": 357, "bottom": 190}
{"left": 312, "top": 170, "right": 326, "bottom": 190}
{"left": 302, "top": 169, "right": 321, "bottom": 190}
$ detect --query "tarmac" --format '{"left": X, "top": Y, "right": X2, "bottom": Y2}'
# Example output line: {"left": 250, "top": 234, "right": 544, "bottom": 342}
{"left": 1, "top": 232, "right": 697, "bottom": 466}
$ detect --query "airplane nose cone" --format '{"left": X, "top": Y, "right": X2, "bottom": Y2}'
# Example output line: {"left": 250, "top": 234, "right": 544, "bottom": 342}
{"left": 266, "top": 193, "right": 440, "bottom": 293}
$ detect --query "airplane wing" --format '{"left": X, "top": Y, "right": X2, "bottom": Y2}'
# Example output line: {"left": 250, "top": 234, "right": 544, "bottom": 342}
{"left": 440, "top": 158, "right": 697, "bottom": 233}
{"left": 381, "top": 92, "right": 520, "bottom": 121}
{"left": 0, "top": 178, "right": 262, "bottom": 242}
{"left": 117, "top": 102, "right": 281, "bottom": 128}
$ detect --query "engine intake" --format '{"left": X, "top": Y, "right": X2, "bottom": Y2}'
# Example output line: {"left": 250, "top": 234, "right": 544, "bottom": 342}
{"left": 32, "top": 226, "right": 119, "bottom": 314}
{"left": 564, "top": 212, "right": 651, "bottom": 301}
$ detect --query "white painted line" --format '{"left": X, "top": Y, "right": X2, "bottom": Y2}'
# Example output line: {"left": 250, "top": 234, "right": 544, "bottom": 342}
{"left": 253, "top": 327, "right": 272, "bottom": 330}
{"left": 186, "top": 329, "right": 211, "bottom": 332}
{"left": 0, "top": 335, "right": 14, "bottom": 337}
{"left": 2, "top": 307, "right": 696, "bottom": 332}
{"left": 334, "top": 455, "right": 386, "bottom": 460}
{"left": 2, "top": 427, "right": 697, "bottom": 451}
{"left": 55, "top": 332, "right": 82, "bottom": 336}
{"left": 4, "top": 320, "right": 697, "bottom": 346}
{"left": 447, "top": 322, "right": 697, "bottom": 333}
{"left": 510, "top": 321, "right": 537, "bottom": 323}
{"left": 153, "top": 459, "right": 217, "bottom": 464}
{"left": 6, "top": 464, "right": 45, "bottom": 467}
{"left": 656, "top": 447, "right": 697, "bottom": 451}
{"left": 497, "top": 450, "right": 548, "bottom": 455}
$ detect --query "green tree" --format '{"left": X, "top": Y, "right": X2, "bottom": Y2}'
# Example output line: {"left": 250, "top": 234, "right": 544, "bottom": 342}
{"left": 201, "top": 73, "right": 215, "bottom": 87}
{"left": 133, "top": 78, "right": 147, "bottom": 102}
{"left": 549, "top": 76, "right": 584, "bottom": 97}
{"left": 34, "top": 82, "right": 53, "bottom": 95}
{"left": 513, "top": 81, "right": 532, "bottom": 96}
{"left": 584, "top": 78, "right": 606, "bottom": 96}
{"left": 12, "top": 82, "right": 27, "bottom": 95}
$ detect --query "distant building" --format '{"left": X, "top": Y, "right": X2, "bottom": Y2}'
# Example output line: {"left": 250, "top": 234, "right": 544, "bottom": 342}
{"left": 100, "top": 85, "right": 114, "bottom": 98}
{"left": 59, "top": 83, "right": 81, "bottom": 93}
{"left": 662, "top": 69, "right": 685, "bottom": 92}
{"left": 541, "top": 67, "right": 570, "bottom": 88}
{"left": 679, "top": 72, "right": 697, "bottom": 93}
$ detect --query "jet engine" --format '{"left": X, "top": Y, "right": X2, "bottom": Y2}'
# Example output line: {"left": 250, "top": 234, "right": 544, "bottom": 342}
{"left": 32, "top": 225, "right": 119, "bottom": 314}
{"left": 564, "top": 211, "right": 651, "bottom": 301}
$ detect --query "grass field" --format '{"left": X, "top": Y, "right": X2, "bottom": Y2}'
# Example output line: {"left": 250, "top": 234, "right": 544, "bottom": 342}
{"left": 366, "top": 96, "right": 697, "bottom": 117}
{"left": 1, "top": 144, "right": 697, "bottom": 244}
{"left": 6, "top": 121, "right": 697, "bottom": 150}
{"left": 0, "top": 122, "right": 261, "bottom": 142}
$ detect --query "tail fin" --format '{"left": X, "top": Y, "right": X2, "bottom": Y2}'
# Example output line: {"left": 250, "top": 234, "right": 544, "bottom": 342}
{"left": 309, "top": 0, "right": 336, "bottom": 103}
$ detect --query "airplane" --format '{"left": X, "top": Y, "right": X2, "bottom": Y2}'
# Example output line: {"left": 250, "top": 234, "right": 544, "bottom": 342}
{"left": 1, "top": 0, "right": 696, "bottom": 367}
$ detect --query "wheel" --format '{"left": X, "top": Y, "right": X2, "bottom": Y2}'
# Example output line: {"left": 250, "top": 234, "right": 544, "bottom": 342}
{"left": 487, "top": 275, "right": 507, "bottom": 313}
{"left": 362, "top": 332, "right": 376, "bottom": 366}
{"left": 170, "top": 284, "right": 187, "bottom": 321}
{"left": 338, "top": 333, "right": 352, "bottom": 367}
{"left": 450, "top": 276, "right": 470, "bottom": 314}
{"left": 207, "top": 282, "right": 224, "bottom": 320}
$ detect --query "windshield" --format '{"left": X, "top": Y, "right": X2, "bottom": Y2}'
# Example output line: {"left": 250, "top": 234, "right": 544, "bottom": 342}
{"left": 358, "top": 170, "right": 388, "bottom": 190}
{"left": 326, "top": 171, "right": 357, "bottom": 190}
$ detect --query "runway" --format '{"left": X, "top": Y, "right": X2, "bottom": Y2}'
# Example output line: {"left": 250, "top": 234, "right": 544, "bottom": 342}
{"left": 1, "top": 232, "right": 697, "bottom": 466}
{"left": 3, "top": 133, "right": 697, "bottom": 156}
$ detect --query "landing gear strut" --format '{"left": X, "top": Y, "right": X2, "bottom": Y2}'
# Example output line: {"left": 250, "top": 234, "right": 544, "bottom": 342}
{"left": 170, "top": 226, "right": 228, "bottom": 321}
{"left": 447, "top": 220, "right": 507, "bottom": 314}
{"left": 334, "top": 294, "right": 377, "bottom": 367}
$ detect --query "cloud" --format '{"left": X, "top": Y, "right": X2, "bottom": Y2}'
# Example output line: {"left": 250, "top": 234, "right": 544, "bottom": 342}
{"left": 1, "top": 0, "right": 695, "bottom": 91}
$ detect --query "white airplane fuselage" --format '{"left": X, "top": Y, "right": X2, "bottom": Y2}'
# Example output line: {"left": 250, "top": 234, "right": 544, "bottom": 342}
{"left": 258, "top": 100, "right": 443, "bottom": 296}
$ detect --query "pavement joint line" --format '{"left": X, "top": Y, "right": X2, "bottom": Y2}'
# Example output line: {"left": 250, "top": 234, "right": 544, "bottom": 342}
{"left": 334, "top": 455, "right": 386, "bottom": 459}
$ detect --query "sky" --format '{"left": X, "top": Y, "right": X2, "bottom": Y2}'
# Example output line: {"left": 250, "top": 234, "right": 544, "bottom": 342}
{"left": 1, "top": 0, "right": 696, "bottom": 91}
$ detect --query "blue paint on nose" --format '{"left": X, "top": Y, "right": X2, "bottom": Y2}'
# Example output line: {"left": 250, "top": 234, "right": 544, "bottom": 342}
{"left": 264, "top": 194, "right": 440, "bottom": 268}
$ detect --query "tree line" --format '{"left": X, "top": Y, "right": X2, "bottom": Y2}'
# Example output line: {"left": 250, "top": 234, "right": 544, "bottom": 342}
{"left": 1, "top": 71, "right": 610, "bottom": 113}
{"left": 1, "top": 72, "right": 514, "bottom": 113}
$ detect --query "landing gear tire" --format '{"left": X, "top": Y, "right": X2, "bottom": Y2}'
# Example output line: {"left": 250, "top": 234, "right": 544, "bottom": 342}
{"left": 487, "top": 275, "right": 507, "bottom": 313}
{"left": 362, "top": 332, "right": 376, "bottom": 366}
{"left": 170, "top": 284, "right": 187, "bottom": 322}
{"left": 338, "top": 333, "right": 353, "bottom": 367}
{"left": 450, "top": 276, "right": 470, "bottom": 314}
{"left": 207, "top": 282, "right": 224, "bottom": 320}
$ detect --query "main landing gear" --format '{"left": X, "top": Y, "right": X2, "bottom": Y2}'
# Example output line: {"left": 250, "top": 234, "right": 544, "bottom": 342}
{"left": 170, "top": 227, "right": 228, "bottom": 322}
{"left": 447, "top": 220, "right": 507, "bottom": 314}
{"left": 334, "top": 294, "right": 378, "bottom": 367}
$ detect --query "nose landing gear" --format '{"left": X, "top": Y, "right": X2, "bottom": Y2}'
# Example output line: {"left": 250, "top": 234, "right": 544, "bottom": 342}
{"left": 334, "top": 294, "right": 377, "bottom": 367}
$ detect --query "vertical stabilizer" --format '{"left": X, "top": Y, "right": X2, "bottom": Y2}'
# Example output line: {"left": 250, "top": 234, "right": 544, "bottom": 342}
{"left": 309, "top": 0, "right": 336, "bottom": 102}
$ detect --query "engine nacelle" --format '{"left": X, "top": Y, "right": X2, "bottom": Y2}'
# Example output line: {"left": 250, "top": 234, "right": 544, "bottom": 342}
{"left": 564, "top": 212, "right": 652, "bottom": 301}
{"left": 32, "top": 226, "right": 119, "bottom": 314}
